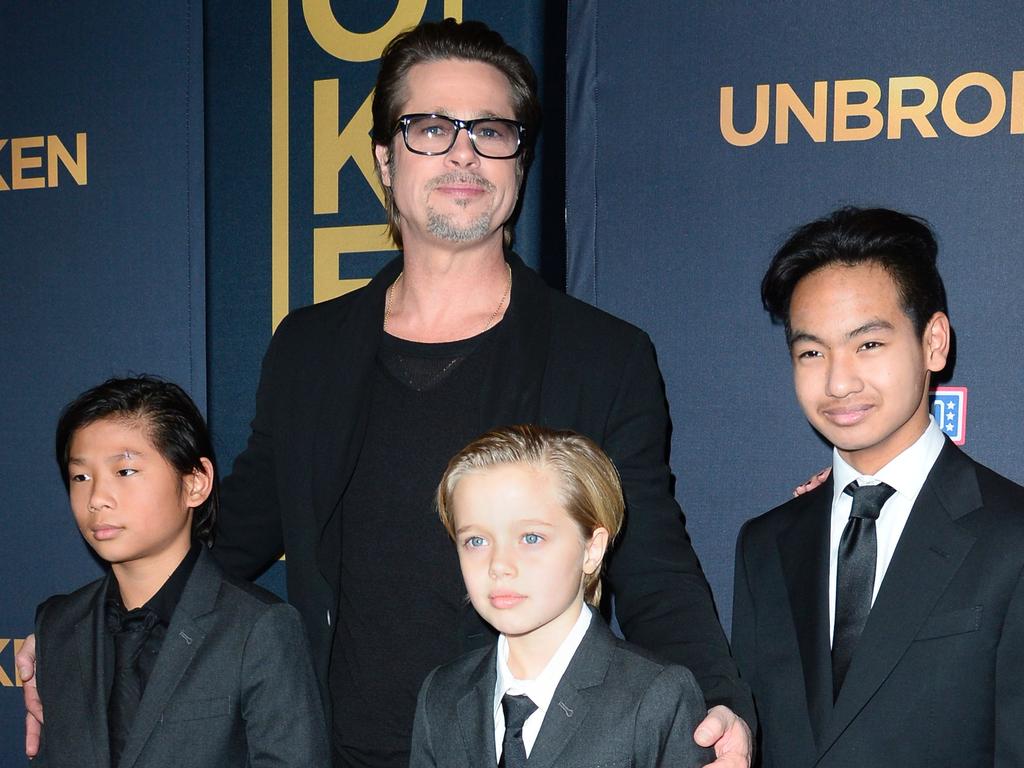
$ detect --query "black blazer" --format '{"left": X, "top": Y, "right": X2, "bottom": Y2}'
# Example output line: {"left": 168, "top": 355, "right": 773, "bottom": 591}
{"left": 732, "top": 440, "right": 1024, "bottom": 767}
{"left": 34, "top": 548, "right": 330, "bottom": 768}
{"left": 214, "top": 253, "right": 752, "bottom": 723}
{"left": 410, "top": 611, "right": 714, "bottom": 768}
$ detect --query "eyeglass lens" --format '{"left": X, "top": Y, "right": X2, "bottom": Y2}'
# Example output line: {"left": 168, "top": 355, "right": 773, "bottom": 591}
{"left": 404, "top": 116, "right": 519, "bottom": 158}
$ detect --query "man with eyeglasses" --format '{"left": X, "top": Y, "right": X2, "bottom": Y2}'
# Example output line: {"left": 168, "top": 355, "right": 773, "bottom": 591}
{"left": 21, "top": 17, "right": 752, "bottom": 768}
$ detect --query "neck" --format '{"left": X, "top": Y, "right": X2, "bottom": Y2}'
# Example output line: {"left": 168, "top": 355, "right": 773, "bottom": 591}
{"left": 386, "top": 243, "right": 511, "bottom": 342}
{"left": 111, "top": 540, "right": 192, "bottom": 610}
{"left": 505, "top": 602, "right": 584, "bottom": 680}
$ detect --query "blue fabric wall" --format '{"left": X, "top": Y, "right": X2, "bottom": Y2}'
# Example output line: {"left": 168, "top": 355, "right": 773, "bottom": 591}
{"left": 567, "top": 0, "right": 1024, "bottom": 632}
{"left": 0, "top": 2, "right": 206, "bottom": 762}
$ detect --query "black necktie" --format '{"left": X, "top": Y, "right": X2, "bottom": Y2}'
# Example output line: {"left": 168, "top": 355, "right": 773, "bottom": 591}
{"left": 106, "top": 603, "right": 159, "bottom": 767}
{"left": 832, "top": 480, "right": 895, "bottom": 701}
{"left": 498, "top": 693, "right": 537, "bottom": 767}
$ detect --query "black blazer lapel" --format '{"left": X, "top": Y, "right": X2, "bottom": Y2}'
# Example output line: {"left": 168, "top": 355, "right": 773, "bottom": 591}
{"left": 310, "top": 257, "right": 396, "bottom": 589}
{"left": 477, "top": 253, "right": 551, "bottom": 431}
{"left": 456, "top": 647, "right": 499, "bottom": 765}
{"left": 819, "top": 441, "right": 979, "bottom": 757}
{"left": 777, "top": 480, "right": 834, "bottom": 749}
{"left": 116, "top": 549, "right": 222, "bottom": 768}
{"left": 526, "top": 614, "right": 611, "bottom": 768}
{"left": 74, "top": 577, "right": 115, "bottom": 768}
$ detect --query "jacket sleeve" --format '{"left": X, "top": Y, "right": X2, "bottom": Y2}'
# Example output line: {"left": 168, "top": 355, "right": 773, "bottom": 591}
{"left": 601, "top": 331, "right": 754, "bottom": 726}
{"left": 241, "top": 603, "right": 331, "bottom": 767}
{"left": 409, "top": 668, "right": 439, "bottom": 768}
{"left": 212, "top": 318, "right": 291, "bottom": 579}
{"left": 995, "top": 563, "right": 1024, "bottom": 764}
{"left": 634, "top": 665, "right": 717, "bottom": 767}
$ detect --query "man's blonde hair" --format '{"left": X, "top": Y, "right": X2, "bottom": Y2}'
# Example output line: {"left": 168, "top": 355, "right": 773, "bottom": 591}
{"left": 437, "top": 425, "right": 624, "bottom": 605}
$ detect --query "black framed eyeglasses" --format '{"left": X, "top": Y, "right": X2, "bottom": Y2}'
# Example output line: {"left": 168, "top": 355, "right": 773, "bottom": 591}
{"left": 393, "top": 113, "right": 525, "bottom": 159}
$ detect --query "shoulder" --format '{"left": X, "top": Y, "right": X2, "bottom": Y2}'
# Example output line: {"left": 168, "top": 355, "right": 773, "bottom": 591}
{"left": 417, "top": 645, "right": 492, "bottom": 706}
{"left": 36, "top": 575, "right": 106, "bottom": 631}
{"left": 739, "top": 484, "right": 827, "bottom": 545}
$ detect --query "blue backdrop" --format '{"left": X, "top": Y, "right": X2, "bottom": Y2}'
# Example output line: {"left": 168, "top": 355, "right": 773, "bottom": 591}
{"left": 0, "top": 2, "right": 206, "bottom": 762}
{"left": 566, "top": 0, "right": 1024, "bottom": 632}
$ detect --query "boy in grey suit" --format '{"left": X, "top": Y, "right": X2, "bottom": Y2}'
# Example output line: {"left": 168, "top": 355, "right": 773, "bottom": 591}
{"left": 411, "top": 426, "right": 714, "bottom": 767}
{"left": 34, "top": 377, "right": 329, "bottom": 768}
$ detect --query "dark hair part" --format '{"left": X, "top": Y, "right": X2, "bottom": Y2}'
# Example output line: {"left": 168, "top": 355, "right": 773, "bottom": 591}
{"left": 371, "top": 18, "right": 541, "bottom": 249}
{"left": 437, "top": 424, "right": 624, "bottom": 606}
{"left": 761, "top": 206, "right": 948, "bottom": 341}
{"left": 55, "top": 376, "right": 219, "bottom": 544}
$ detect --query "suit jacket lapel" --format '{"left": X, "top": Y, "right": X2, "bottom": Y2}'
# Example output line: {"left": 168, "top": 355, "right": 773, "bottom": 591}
{"left": 818, "top": 441, "right": 979, "bottom": 757}
{"left": 526, "top": 614, "right": 611, "bottom": 768}
{"left": 310, "top": 257, "right": 395, "bottom": 589}
{"left": 477, "top": 253, "right": 551, "bottom": 431}
{"left": 456, "top": 647, "right": 499, "bottom": 765}
{"left": 777, "top": 479, "right": 834, "bottom": 749}
{"left": 117, "top": 549, "right": 221, "bottom": 768}
{"left": 75, "top": 577, "right": 115, "bottom": 768}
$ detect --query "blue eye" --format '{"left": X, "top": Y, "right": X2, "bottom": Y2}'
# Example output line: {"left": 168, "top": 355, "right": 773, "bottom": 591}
{"left": 464, "top": 536, "right": 487, "bottom": 549}
{"left": 522, "top": 533, "right": 542, "bottom": 545}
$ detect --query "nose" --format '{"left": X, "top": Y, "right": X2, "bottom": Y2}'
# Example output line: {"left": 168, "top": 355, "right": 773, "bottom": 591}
{"left": 445, "top": 127, "right": 480, "bottom": 168}
{"left": 825, "top": 351, "right": 864, "bottom": 398}
{"left": 87, "top": 476, "right": 114, "bottom": 514}
{"left": 488, "top": 541, "right": 516, "bottom": 580}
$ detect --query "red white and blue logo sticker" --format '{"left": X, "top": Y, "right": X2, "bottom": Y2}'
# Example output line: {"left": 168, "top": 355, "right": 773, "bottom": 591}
{"left": 930, "top": 386, "right": 967, "bottom": 445}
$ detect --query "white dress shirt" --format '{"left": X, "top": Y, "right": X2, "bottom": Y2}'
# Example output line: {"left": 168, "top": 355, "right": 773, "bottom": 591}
{"left": 828, "top": 417, "right": 946, "bottom": 645}
{"left": 492, "top": 605, "right": 592, "bottom": 760}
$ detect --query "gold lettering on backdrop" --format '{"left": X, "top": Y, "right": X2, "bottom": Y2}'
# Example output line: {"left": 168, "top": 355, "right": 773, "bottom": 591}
{"left": 719, "top": 84, "right": 770, "bottom": 146}
{"left": 719, "top": 71, "right": 1023, "bottom": 145}
{"left": 833, "top": 79, "right": 884, "bottom": 142}
{"left": 0, "top": 133, "right": 87, "bottom": 191}
{"left": 303, "top": 0, "right": 429, "bottom": 62}
{"left": 47, "top": 133, "right": 88, "bottom": 186}
{"left": 0, "top": 638, "right": 24, "bottom": 687}
{"left": 887, "top": 76, "right": 939, "bottom": 139}
{"left": 942, "top": 72, "right": 1005, "bottom": 137}
{"left": 11, "top": 136, "right": 46, "bottom": 189}
{"left": 313, "top": 84, "right": 382, "bottom": 214}
{"left": 775, "top": 82, "right": 827, "bottom": 144}
{"left": 1011, "top": 71, "right": 1024, "bottom": 134}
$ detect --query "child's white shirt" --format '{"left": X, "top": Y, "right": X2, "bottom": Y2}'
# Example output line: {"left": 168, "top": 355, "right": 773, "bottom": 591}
{"left": 492, "top": 605, "right": 592, "bottom": 759}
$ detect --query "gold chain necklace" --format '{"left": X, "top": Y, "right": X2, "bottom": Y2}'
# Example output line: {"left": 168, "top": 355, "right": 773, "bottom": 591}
{"left": 383, "top": 263, "right": 512, "bottom": 334}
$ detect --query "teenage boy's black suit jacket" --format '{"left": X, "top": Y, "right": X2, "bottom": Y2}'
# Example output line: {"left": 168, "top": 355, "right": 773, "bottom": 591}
{"left": 732, "top": 439, "right": 1024, "bottom": 767}
{"left": 213, "top": 253, "right": 753, "bottom": 725}
{"left": 410, "top": 611, "right": 714, "bottom": 768}
{"left": 33, "top": 547, "right": 329, "bottom": 768}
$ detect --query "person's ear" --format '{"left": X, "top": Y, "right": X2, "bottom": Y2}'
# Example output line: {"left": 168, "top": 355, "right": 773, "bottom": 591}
{"left": 184, "top": 457, "right": 215, "bottom": 508}
{"left": 922, "top": 311, "right": 951, "bottom": 373}
{"left": 375, "top": 143, "right": 393, "bottom": 187}
{"left": 582, "top": 527, "right": 609, "bottom": 575}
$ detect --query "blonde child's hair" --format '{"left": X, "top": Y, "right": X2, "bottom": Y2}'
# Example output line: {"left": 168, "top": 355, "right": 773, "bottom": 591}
{"left": 437, "top": 425, "right": 624, "bottom": 605}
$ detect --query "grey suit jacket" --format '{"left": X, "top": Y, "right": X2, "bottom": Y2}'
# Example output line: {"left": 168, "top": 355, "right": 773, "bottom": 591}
{"left": 409, "top": 611, "right": 714, "bottom": 768}
{"left": 733, "top": 440, "right": 1024, "bottom": 767}
{"left": 33, "top": 547, "right": 330, "bottom": 768}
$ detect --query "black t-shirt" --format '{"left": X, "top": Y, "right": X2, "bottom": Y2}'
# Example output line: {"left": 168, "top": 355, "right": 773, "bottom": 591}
{"left": 330, "top": 324, "right": 500, "bottom": 767}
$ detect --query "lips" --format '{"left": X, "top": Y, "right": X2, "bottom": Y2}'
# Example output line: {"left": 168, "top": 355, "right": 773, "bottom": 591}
{"left": 90, "top": 524, "right": 123, "bottom": 541}
{"left": 428, "top": 172, "right": 495, "bottom": 198}
{"left": 489, "top": 591, "right": 526, "bottom": 609}
{"left": 821, "top": 403, "right": 874, "bottom": 427}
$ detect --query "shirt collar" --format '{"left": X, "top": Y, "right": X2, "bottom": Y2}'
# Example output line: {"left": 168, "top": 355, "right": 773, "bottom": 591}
{"left": 832, "top": 417, "right": 946, "bottom": 507}
{"left": 493, "top": 604, "right": 593, "bottom": 719}
{"left": 105, "top": 541, "right": 201, "bottom": 626}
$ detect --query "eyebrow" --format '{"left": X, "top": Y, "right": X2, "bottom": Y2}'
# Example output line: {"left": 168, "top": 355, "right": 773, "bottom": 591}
{"left": 67, "top": 450, "right": 142, "bottom": 466}
{"left": 788, "top": 318, "right": 895, "bottom": 347}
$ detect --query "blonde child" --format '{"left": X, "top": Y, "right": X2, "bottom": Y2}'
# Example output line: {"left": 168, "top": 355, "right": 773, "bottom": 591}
{"left": 410, "top": 424, "right": 713, "bottom": 767}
